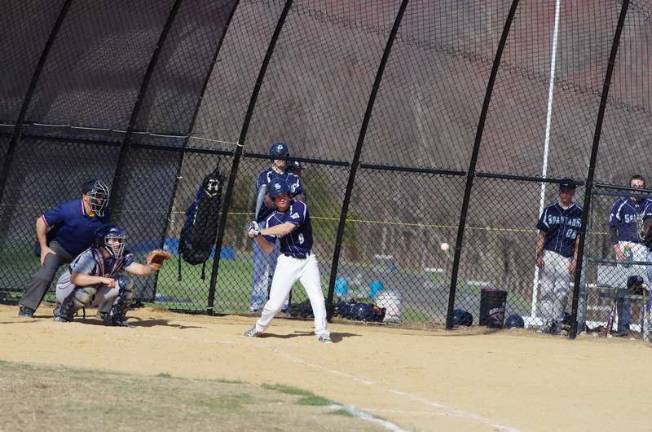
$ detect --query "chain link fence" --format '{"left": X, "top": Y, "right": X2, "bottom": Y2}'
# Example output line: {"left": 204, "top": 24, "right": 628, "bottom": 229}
{"left": 1, "top": 0, "right": 650, "bottom": 339}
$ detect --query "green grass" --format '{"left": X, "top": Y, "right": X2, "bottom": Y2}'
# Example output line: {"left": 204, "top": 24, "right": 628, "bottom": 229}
{"left": 0, "top": 360, "right": 384, "bottom": 432}
{"left": 262, "top": 384, "right": 332, "bottom": 406}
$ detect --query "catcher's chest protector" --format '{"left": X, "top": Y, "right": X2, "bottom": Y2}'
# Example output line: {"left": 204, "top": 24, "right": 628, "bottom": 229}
{"left": 179, "top": 168, "right": 224, "bottom": 265}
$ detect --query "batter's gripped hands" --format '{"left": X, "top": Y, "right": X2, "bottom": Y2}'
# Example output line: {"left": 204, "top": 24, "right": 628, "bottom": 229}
{"left": 536, "top": 254, "right": 544, "bottom": 269}
{"left": 613, "top": 245, "right": 625, "bottom": 261}
{"left": 102, "top": 277, "right": 116, "bottom": 288}
{"left": 40, "top": 246, "right": 56, "bottom": 266}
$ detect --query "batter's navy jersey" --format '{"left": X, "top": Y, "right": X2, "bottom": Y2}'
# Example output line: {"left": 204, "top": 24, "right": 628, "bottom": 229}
{"left": 537, "top": 203, "right": 583, "bottom": 258}
{"left": 609, "top": 197, "right": 649, "bottom": 243}
{"left": 255, "top": 169, "right": 303, "bottom": 222}
{"left": 42, "top": 199, "right": 111, "bottom": 256}
{"left": 264, "top": 200, "right": 312, "bottom": 259}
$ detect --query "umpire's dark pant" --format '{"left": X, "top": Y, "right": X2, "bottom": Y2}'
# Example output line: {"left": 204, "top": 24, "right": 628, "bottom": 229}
{"left": 19, "top": 241, "right": 73, "bottom": 311}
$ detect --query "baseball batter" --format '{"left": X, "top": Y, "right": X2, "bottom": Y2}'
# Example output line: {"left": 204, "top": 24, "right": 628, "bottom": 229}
{"left": 535, "top": 179, "right": 583, "bottom": 335}
{"left": 608, "top": 175, "right": 650, "bottom": 335}
{"left": 53, "top": 225, "right": 166, "bottom": 326}
{"left": 249, "top": 142, "right": 304, "bottom": 312}
{"left": 244, "top": 179, "right": 331, "bottom": 343}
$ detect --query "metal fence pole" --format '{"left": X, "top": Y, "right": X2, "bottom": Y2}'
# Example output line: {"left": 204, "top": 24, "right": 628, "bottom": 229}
{"left": 326, "top": 0, "right": 411, "bottom": 319}
{"left": 0, "top": 0, "right": 73, "bottom": 211}
{"left": 108, "top": 0, "right": 184, "bottom": 209}
{"left": 445, "top": 0, "right": 521, "bottom": 330}
{"left": 569, "top": 0, "right": 630, "bottom": 339}
{"left": 153, "top": 0, "right": 240, "bottom": 296}
{"left": 206, "top": 0, "right": 294, "bottom": 315}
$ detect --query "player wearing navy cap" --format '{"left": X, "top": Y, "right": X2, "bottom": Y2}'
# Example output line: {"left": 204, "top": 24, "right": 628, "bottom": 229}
{"left": 535, "top": 179, "right": 583, "bottom": 334}
{"left": 18, "top": 179, "right": 111, "bottom": 318}
{"left": 608, "top": 175, "right": 650, "bottom": 335}
{"left": 244, "top": 179, "right": 331, "bottom": 343}
{"left": 249, "top": 142, "right": 304, "bottom": 312}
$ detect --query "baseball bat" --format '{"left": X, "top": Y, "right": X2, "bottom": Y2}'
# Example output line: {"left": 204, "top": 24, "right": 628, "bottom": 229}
{"left": 603, "top": 299, "right": 616, "bottom": 337}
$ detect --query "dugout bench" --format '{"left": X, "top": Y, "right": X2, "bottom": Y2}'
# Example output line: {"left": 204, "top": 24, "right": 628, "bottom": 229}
{"left": 585, "top": 257, "right": 650, "bottom": 341}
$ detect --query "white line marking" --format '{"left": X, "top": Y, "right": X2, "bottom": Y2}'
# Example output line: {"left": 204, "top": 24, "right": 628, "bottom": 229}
{"left": 328, "top": 404, "right": 409, "bottom": 432}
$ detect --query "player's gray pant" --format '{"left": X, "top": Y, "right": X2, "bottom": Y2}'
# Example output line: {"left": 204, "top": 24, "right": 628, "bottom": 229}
{"left": 250, "top": 240, "right": 281, "bottom": 310}
{"left": 55, "top": 275, "right": 134, "bottom": 315}
{"left": 616, "top": 242, "right": 647, "bottom": 332}
{"left": 19, "top": 241, "right": 74, "bottom": 311}
{"left": 539, "top": 251, "right": 571, "bottom": 325}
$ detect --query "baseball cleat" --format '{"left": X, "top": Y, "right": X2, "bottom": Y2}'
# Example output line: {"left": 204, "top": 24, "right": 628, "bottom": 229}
{"left": 18, "top": 306, "right": 35, "bottom": 318}
{"left": 243, "top": 326, "right": 261, "bottom": 337}
{"left": 318, "top": 335, "right": 332, "bottom": 344}
{"left": 53, "top": 315, "right": 70, "bottom": 323}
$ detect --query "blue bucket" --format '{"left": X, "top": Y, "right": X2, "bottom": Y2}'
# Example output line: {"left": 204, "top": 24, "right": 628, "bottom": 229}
{"left": 369, "top": 280, "right": 385, "bottom": 299}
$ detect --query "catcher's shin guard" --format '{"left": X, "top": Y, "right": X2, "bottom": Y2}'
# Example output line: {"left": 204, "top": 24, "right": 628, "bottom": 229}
{"left": 106, "top": 277, "right": 134, "bottom": 327}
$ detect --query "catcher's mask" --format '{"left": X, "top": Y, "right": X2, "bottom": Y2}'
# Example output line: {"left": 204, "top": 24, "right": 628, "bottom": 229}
{"left": 83, "top": 180, "right": 110, "bottom": 216}
{"left": 96, "top": 225, "right": 126, "bottom": 259}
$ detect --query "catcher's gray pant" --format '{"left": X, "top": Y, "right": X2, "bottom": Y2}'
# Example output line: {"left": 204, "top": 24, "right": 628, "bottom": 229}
{"left": 55, "top": 275, "right": 134, "bottom": 314}
{"left": 19, "top": 241, "right": 73, "bottom": 311}
{"left": 539, "top": 250, "right": 571, "bottom": 325}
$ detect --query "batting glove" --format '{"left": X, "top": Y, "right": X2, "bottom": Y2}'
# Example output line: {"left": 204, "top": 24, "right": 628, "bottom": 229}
{"left": 247, "top": 221, "right": 261, "bottom": 238}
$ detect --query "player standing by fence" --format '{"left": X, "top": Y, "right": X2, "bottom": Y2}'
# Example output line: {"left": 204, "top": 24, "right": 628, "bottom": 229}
{"left": 535, "top": 179, "right": 582, "bottom": 335}
{"left": 608, "top": 175, "right": 649, "bottom": 336}
{"left": 249, "top": 143, "right": 304, "bottom": 312}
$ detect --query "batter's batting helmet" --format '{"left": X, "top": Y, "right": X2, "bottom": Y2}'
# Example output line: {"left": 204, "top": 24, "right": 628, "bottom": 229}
{"left": 268, "top": 180, "right": 291, "bottom": 198}
{"left": 269, "top": 142, "right": 289, "bottom": 159}
{"left": 452, "top": 308, "right": 473, "bottom": 326}
{"left": 504, "top": 313, "right": 525, "bottom": 328}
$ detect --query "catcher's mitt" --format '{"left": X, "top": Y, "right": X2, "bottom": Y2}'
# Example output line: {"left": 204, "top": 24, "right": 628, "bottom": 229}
{"left": 147, "top": 249, "right": 172, "bottom": 271}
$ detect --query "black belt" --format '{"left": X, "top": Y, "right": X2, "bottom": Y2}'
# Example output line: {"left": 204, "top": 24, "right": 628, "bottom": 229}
{"left": 283, "top": 252, "right": 310, "bottom": 259}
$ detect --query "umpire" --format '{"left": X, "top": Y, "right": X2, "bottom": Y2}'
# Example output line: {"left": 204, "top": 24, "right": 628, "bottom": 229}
{"left": 17, "top": 179, "right": 111, "bottom": 317}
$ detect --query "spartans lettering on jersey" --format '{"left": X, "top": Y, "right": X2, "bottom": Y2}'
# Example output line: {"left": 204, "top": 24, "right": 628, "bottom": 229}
{"left": 545, "top": 215, "right": 582, "bottom": 228}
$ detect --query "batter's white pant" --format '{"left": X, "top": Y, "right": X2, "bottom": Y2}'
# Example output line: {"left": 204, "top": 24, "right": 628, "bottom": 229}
{"left": 539, "top": 250, "right": 571, "bottom": 324}
{"left": 255, "top": 254, "right": 329, "bottom": 338}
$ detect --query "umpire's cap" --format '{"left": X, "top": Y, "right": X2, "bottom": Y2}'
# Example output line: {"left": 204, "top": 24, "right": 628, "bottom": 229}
{"left": 559, "top": 178, "right": 577, "bottom": 192}
{"left": 268, "top": 179, "right": 291, "bottom": 198}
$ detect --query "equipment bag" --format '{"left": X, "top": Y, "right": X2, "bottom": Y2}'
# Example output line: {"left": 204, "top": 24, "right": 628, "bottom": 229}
{"left": 179, "top": 167, "right": 224, "bottom": 266}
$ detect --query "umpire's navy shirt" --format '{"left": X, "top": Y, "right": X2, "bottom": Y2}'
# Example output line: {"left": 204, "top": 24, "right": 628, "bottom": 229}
{"left": 42, "top": 199, "right": 111, "bottom": 256}
{"left": 537, "top": 202, "right": 583, "bottom": 258}
{"left": 263, "top": 200, "right": 313, "bottom": 259}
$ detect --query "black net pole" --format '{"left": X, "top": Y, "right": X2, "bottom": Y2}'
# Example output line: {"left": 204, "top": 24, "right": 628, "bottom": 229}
{"left": 569, "top": 0, "right": 630, "bottom": 340}
{"left": 445, "top": 0, "right": 521, "bottom": 330}
{"left": 326, "top": 0, "right": 411, "bottom": 320}
{"left": 107, "top": 0, "right": 184, "bottom": 209}
{"left": 0, "top": 0, "right": 73, "bottom": 208}
{"left": 152, "top": 0, "right": 240, "bottom": 299}
{"left": 206, "top": 0, "right": 294, "bottom": 315}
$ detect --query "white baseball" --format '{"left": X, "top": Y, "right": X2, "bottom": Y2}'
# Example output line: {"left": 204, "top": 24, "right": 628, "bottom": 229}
{"left": 440, "top": 242, "right": 450, "bottom": 252}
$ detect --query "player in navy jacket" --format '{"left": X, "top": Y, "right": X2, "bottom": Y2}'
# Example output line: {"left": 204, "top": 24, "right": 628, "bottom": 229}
{"left": 535, "top": 179, "right": 582, "bottom": 334}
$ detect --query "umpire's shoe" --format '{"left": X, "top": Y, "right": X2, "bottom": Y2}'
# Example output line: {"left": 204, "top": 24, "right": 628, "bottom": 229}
{"left": 18, "top": 305, "right": 35, "bottom": 318}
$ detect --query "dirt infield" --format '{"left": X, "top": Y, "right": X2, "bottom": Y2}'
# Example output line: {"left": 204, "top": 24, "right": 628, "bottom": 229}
{"left": 1, "top": 304, "right": 650, "bottom": 432}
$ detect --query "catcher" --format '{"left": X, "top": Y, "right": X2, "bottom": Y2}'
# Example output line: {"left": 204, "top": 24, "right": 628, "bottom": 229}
{"left": 53, "top": 225, "right": 171, "bottom": 326}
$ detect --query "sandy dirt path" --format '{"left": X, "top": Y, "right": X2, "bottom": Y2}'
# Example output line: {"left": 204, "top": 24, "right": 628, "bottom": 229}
{"left": 1, "top": 305, "right": 650, "bottom": 431}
